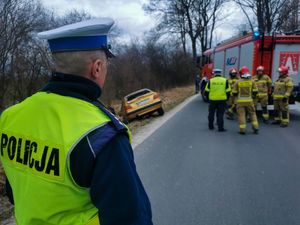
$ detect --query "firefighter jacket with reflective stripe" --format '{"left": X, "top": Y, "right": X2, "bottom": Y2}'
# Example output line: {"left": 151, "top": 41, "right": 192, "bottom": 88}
{"left": 228, "top": 77, "right": 239, "bottom": 96}
{"left": 232, "top": 78, "right": 258, "bottom": 103}
{"left": 273, "top": 75, "right": 294, "bottom": 99}
{"left": 228, "top": 77, "right": 239, "bottom": 89}
{"left": 252, "top": 74, "right": 272, "bottom": 97}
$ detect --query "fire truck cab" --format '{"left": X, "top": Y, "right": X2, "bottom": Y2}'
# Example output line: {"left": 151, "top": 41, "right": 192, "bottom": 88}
{"left": 200, "top": 32, "right": 300, "bottom": 103}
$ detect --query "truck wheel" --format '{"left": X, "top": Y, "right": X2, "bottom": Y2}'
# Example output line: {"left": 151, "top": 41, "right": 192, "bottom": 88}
{"left": 157, "top": 108, "right": 164, "bottom": 116}
{"left": 200, "top": 82, "right": 209, "bottom": 103}
{"left": 201, "top": 89, "right": 208, "bottom": 102}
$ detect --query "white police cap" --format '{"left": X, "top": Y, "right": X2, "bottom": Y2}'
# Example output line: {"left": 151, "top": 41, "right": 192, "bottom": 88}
{"left": 213, "top": 69, "right": 223, "bottom": 76}
{"left": 37, "top": 18, "right": 115, "bottom": 57}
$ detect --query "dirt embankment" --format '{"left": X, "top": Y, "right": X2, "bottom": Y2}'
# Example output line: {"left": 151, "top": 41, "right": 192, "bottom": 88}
{"left": 0, "top": 85, "right": 194, "bottom": 224}
{"left": 0, "top": 164, "right": 14, "bottom": 225}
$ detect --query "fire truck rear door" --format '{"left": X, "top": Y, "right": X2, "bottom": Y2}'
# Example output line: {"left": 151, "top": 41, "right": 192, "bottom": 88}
{"left": 272, "top": 44, "right": 300, "bottom": 84}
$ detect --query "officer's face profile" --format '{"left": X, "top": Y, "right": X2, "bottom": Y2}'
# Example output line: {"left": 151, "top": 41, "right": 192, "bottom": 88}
{"left": 257, "top": 70, "right": 263, "bottom": 75}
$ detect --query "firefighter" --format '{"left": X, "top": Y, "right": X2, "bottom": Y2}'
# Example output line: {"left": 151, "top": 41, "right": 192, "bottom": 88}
{"left": 232, "top": 66, "right": 259, "bottom": 134}
{"left": 272, "top": 65, "right": 294, "bottom": 127}
{"left": 226, "top": 68, "right": 239, "bottom": 120}
{"left": 205, "top": 69, "right": 231, "bottom": 132}
{"left": 252, "top": 66, "right": 272, "bottom": 123}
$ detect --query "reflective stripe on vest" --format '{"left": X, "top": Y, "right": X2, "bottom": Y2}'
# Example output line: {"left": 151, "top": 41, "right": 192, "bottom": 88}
{"left": 257, "top": 93, "right": 268, "bottom": 97}
{"left": 0, "top": 92, "right": 130, "bottom": 225}
{"left": 273, "top": 81, "right": 291, "bottom": 99}
{"left": 255, "top": 79, "right": 268, "bottom": 95}
{"left": 273, "top": 76, "right": 294, "bottom": 99}
{"left": 273, "top": 95, "right": 285, "bottom": 99}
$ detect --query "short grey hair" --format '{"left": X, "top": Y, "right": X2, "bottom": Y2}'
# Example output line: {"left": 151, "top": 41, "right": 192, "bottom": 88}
{"left": 52, "top": 50, "right": 107, "bottom": 76}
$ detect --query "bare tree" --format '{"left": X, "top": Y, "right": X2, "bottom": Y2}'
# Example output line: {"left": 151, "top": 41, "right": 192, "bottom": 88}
{"left": 234, "top": 22, "right": 255, "bottom": 36}
{"left": 234, "top": 0, "right": 299, "bottom": 34}
{"left": 144, "top": 0, "right": 189, "bottom": 54}
{"left": 10, "top": 39, "right": 51, "bottom": 103}
{"left": 0, "top": 0, "right": 49, "bottom": 109}
{"left": 144, "top": 0, "right": 227, "bottom": 59}
{"left": 194, "top": 0, "right": 228, "bottom": 54}
{"left": 0, "top": 0, "right": 54, "bottom": 110}
{"left": 280, "top": 0, "right": 299, "bottom": 32}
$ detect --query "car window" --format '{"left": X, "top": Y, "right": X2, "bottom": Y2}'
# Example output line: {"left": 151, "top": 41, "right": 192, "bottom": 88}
{"left": 127, "top": 90, "right": 151, "bottom": 101}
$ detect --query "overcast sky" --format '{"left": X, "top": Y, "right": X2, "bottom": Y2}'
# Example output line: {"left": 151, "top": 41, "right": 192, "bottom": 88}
{"left": 41, "top": 0, "right": 154, "bottom": 37}
{"left": 40, "top": 0, "right": 245, "bottom": 46}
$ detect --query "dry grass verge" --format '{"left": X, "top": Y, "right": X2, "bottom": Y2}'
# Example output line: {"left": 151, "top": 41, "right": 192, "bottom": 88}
{"left": 0, "top": 163, "right": 14, "bottom": 225}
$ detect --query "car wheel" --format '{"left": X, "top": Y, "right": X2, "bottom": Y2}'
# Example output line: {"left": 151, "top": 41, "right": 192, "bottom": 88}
{"left": 157, "top": 108, "right": 164, "bottom": 116}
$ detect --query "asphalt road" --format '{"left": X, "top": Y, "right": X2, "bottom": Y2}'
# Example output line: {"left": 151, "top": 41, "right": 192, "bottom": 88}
{"left": 135, "top": 96, "right": 300, "bottom": 225}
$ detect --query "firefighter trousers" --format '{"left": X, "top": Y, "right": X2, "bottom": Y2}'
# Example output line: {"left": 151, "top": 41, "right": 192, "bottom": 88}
{"left": 254, "top": 96, "right": 269, "bottom": 121}
{"left": 237, "top": 103, "right": 259, "bottom": 133}
{"left": 208, "top": 100, "right": 226, "bottom": 130}
{"left": 273, "top": 99, "right": 289, "bottom": 125}
{"left": 226, "top": 95, "right": 236, "bottom": 118}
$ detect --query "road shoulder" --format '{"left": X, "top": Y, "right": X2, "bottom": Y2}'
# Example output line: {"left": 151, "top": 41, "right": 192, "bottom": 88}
{"left": 132, "top": 94, "right": 198, "bottom": 149}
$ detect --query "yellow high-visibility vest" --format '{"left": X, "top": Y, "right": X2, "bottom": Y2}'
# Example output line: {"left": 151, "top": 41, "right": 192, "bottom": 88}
{"left": 0, "top": 92, "right": 130, "bottom": 225}
{"left": 205, "top": 76, "right": 231, "bottom": 101}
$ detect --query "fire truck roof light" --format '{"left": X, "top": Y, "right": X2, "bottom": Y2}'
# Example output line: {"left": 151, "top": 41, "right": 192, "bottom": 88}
{"left": 253, "top": 31, "right": 260, "bottom": 40}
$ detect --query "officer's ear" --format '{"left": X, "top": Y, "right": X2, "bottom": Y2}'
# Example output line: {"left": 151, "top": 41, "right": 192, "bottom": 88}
{"left": 89, "top": 58, "right": 108, "bottom": 88}
{"left": 91, "top": 59, "right": 105, "bottom": 79}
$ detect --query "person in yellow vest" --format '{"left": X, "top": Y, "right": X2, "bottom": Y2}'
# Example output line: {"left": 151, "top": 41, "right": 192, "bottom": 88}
{"left": 0, "top": 19, "right": 153, "bottom": 225}
{"left": 272, "top": 65, "right": 294, "bottom": 127}
{"left": 232, "top": 66, "right": 259, "bottom": 135}
{"left": 226, "top": 68, "right": 239, "bottom": 120}
{"left": 205, "top": 69, "right": 231, "bottom": 132}
{"left": 252, "top": 66, "right": 272, "bottom": 123}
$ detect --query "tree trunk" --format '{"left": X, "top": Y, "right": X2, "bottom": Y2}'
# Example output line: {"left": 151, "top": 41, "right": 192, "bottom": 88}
{"left": 264, "top": 0, "right": 272, "bottom": 33}
{"left": 257, "top": 0, "right": 265, "bottom": 32}
{"left": 191, "top": 37, "right": 197, "bottom": 60}
{"left": 180, "top": 31, "right": 187, "bottom": 54}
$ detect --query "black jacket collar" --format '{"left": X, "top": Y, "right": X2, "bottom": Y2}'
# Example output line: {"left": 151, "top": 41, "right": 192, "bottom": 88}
{"left": 42, "top": 72, "right": 102, "bottom": 101}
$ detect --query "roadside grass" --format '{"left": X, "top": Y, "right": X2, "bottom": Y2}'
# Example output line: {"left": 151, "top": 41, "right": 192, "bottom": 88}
{"left": 0, "top": 164, "right": 14, "bottom": 224}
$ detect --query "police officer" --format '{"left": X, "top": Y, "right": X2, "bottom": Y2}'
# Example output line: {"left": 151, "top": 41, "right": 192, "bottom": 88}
{"left": 226, "top": 68, "right": 239, "bottom": 120}
{"left": 252, "top": 66, "right": 272, "bottom": 123}
{"left": 232, "top": 66, "right": 259, "bottom": 134}
{"left": 205, "top": 69, "right": 231, "bottom": 132}
{"left": 272, "top": 65, "right": 294, "bottom": 127}
{"left": 0, "top": 19, "right": 153, "bottom": 225}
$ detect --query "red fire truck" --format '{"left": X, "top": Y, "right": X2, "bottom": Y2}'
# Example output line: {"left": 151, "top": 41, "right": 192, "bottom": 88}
{"left": 200, "top": 32, "right": 300, "bottom": 103}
